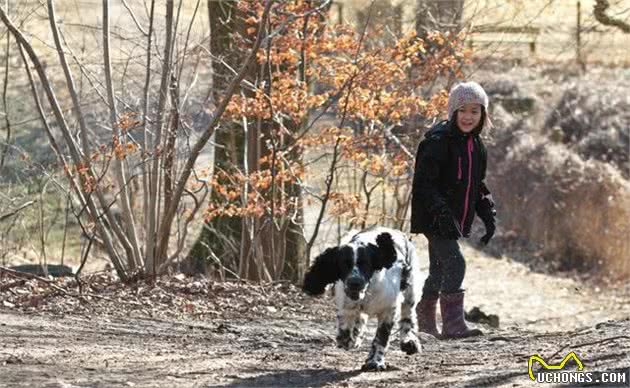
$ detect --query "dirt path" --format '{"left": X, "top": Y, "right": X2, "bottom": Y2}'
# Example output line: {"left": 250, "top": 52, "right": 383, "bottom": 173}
{"left": 1, "top": 241, "right": 630, "bottom": 388}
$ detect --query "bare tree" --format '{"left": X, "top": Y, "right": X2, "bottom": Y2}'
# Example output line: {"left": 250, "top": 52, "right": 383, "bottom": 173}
{"left": 0, "top": 0, "right": 275, "bottom": 280}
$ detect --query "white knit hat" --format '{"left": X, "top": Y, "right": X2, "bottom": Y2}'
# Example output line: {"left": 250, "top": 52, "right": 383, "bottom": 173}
{"left": 447, "top": 81, "right": 490, "bottom": 127}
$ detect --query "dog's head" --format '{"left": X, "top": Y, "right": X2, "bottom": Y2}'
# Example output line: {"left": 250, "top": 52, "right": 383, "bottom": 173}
{"left": 302, "top": 232, "right": 397, "bottom": 301}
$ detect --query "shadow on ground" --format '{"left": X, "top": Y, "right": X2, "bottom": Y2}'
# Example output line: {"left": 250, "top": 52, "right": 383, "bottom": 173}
{"left": 215, "top": 368, "right": 363, "bottom": 387}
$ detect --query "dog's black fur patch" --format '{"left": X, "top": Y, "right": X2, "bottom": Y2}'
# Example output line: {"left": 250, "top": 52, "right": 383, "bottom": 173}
{"left": 374, "top": 321, "right": 394, "bottom": 346}
{"left": 374, "top": 232, "right": 396, "bottom": 270}
{"left": 303, "top": 232, "right": 397, "bottom": 295}
{"left": 302, "top": 247, "right": 342, "bottom": 295}
{"left": 400, "top": 265, "right": 411, "bottom": 291}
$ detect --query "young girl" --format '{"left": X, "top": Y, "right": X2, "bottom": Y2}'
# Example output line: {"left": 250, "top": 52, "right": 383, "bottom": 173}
{"left": 410, "top": 81, "right": 496, "bottom": 339}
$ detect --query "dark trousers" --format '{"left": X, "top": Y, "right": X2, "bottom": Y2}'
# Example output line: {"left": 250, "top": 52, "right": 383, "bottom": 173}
{"left": 422, "top": 235, "right": 466, "bottom": 298}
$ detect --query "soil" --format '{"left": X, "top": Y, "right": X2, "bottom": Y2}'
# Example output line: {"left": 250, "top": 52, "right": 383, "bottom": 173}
{"left": 1, "top": 237, "right": 630, "bottom": 388}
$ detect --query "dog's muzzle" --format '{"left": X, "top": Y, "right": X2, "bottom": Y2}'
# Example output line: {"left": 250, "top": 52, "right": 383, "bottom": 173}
{"left": 344, "top": 270, "right": 367, "bottom": 301}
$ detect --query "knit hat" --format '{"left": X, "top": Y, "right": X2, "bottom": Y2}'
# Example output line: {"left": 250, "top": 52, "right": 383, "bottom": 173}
{"left": 447, "top": 81, "right": 491, "bottom": 128}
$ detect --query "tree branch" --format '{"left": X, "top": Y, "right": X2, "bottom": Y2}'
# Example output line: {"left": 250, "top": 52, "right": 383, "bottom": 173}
{"left": 103, "top": 0, "right": 143, "bottom": 270}
{"left": 146, "top": 0, "right": 176, "bottom": 274}
{"left": 0, "top": 266, "right": 70, "bottom": 296}
{"left": 594, "top": 0, "right": 630, "bottom": 33}
{"left": 121, "top": 0, "right": 148, "bottom": 36}
{"left": 0, "top": 200, "right": 37, "bottom": 223}
{"left": 0, "top": 25, "right": 11, "bottom": 174}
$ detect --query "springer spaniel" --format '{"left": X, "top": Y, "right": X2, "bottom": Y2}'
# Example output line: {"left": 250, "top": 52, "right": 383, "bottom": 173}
{"left": 303, "top": 227, "right": 425, "bottom": 371}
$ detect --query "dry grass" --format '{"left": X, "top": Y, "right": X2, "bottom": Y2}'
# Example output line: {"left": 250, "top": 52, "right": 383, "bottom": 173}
{"left": 491, "top": 134, "right": 630, "bottom": 278}
{"left": 476, "top": 63, "right": 630, "bottom": 278}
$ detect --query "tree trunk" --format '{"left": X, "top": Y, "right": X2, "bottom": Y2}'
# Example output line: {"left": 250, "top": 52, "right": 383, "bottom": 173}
{"left": 186, "top": 0, "right": 244, "bottom": 276}
{"left": 188, "top": 1, "right": 309, "bottom": 282}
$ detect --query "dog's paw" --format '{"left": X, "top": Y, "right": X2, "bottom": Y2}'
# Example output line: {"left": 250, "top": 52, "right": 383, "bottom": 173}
{"left": 400, "top": 337, "right": 421, "bottom": 355}
{"left": 336, "top": 330, "right": 352, "bottom": 350}
{"left": 361, "top": 359, "right": 387, "bottom": 372}
{"left": 348, "top": 336, "right": 363, "bottom": 349}
{"left": 400, "top": 332, "right": 421, "bottom": 354}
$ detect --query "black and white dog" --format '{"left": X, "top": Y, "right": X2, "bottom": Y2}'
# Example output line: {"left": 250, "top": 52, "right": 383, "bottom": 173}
{"left": 303, "top": 227, "right": 425, "bottom": 371}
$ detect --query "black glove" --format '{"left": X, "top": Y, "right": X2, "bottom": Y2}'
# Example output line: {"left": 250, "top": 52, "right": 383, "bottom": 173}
{"left": 480, "top": 221, "right": 495, "bottom": 245}
{"left": 436, "top": 208, "right": 462, "bottom": 240}
{"left": 477, "top": 197, "right": 496, "bottom": 245}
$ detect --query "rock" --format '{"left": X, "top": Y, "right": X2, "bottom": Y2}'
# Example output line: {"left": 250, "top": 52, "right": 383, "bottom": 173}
{"left": 4, "top": 355, "right": 23, "bottom": 365}
{"left": 465, "top": 306, "right": 500, "bottom": 328}
{"left": 497, "top": 96, "right": 536, "bottom": 114}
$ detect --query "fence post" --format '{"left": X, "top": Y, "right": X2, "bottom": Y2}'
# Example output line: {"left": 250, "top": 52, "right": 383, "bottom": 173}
{"left": 337, "top": 2, "right": 344, "bottom": 25}
{"left": 576, "top": 0, "right": 585, "bottom": 70}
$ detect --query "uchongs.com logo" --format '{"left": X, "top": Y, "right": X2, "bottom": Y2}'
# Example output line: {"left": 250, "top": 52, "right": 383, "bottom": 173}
{"left": 528, "top": 351, "right": 630, "bottom": 386}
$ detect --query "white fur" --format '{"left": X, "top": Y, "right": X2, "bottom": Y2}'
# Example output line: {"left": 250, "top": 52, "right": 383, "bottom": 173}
{"left": 334, "top": 227, "right": 423, "bottom": 316}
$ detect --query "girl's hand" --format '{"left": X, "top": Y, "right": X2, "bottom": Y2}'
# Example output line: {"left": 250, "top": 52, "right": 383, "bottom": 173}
{"left": 480, "top": 222, "right": 495, "bottom": 245}
{"left": 477, "top": 198, "right": 496, "bottom": 245}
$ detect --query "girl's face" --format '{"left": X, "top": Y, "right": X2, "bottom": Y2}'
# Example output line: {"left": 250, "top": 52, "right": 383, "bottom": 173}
{"left": 456, "top": 103, "right": 482, "bottom": 133}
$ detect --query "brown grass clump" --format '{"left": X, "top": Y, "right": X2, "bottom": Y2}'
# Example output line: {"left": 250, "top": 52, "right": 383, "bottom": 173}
{"left": 544, "top": 85, "right": 630, "bottom": 179}
{"left": 489, "top": 132, "right": 630, "bottom": 278}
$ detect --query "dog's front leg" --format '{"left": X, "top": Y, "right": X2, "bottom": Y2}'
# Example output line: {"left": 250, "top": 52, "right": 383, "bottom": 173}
{"left": 336, "top": 305, "right": 365, "bottom": 350}
{"left": 362, "top": 309, "right": 395, "bottom": 371}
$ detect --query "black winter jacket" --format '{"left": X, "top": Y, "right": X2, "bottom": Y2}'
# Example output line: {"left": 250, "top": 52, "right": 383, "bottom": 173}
{"left": 410, "top": 120, "right": 491, "bottom": 237}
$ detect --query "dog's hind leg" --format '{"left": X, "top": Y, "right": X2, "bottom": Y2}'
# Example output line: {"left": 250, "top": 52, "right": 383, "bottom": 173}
{"left": 399, "top": 281, "right": 421, "bottom": 355}
{"left": 362, "top": 309, "right": 396, "bottom": 371}
{"left": 400, "top": 242, "right": 423, "bottom": 354}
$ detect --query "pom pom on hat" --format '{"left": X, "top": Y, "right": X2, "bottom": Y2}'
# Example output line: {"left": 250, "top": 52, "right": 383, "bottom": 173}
{"left": 447, "top": 81, "right": 489, "bottom": 121}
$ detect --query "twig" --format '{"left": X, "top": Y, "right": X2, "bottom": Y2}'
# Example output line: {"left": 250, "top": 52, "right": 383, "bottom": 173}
{"left": 546, "top": 335, "right": 630, "bottom": 362}
{"left": 121, "top": 0, "right": 148, "bottom": 36}
{"left": 305, "top": 137, "right": 341, "bottom": 260}
{"left": 0, "top": 266, "right": 69, "bottom": 295}
{"left": 0, "top": 22, "right": 11, "bottom": 174}
{"left": 0, "top": 265, "right": 117, "bottom": 303}
{"left": 384, "top": 124, "right": 414, "bottom": 159}
{"left": 75, "top": 236, "right": 94, "bottom": 294}
{"left": 0, "top": 279, "right": 26, "bottom": 292}
{"left": 0, "top": 200, "right": 37, "bottom": 223}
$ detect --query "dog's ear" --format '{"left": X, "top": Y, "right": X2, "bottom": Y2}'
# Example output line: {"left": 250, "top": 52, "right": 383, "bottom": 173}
{"left": 373, "top": 232, "right": 397, "bottom": 270}
{"left": 302, "top": 247, "right": 342, "bottom": 296}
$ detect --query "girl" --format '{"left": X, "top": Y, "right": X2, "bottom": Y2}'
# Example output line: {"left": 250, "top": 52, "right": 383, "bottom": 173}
{"left": 410, "top": 81, "right": 496, "bottom": 339}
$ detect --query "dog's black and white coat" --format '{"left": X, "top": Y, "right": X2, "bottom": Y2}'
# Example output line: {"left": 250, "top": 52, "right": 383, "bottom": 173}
{"left": 303, "top": 227, "right": 426, "bottom": 371}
